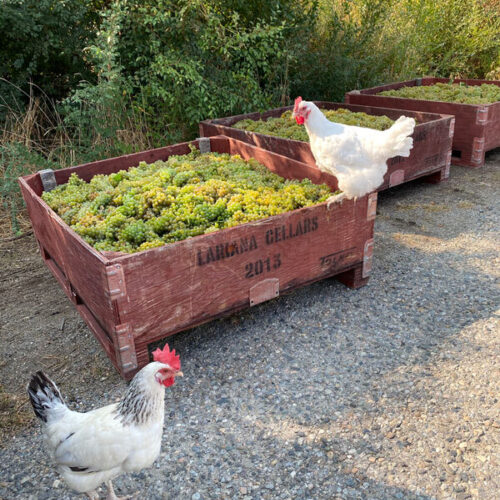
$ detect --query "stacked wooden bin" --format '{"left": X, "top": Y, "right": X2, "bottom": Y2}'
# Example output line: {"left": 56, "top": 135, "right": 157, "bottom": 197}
{"left": 19, "top": 77, "right": 499, "bottom": 379}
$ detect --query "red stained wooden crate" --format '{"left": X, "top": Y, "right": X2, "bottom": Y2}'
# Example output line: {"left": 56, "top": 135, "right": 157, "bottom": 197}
{"left": 19, "top": 136, "right": 377, "bottom": 379}
{"left": 200, "top": 102, "right": 454, "bottom": 191}
{"left": 345, "top": 77, "right": 500, "bottom": 168}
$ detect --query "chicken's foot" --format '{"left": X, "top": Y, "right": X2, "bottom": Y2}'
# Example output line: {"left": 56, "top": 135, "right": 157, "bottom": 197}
{"left": 326, "top": 192, "right": 347, "bottom": 209}
{"left": 106, "top": 480, "right": 137, "bottom": 500}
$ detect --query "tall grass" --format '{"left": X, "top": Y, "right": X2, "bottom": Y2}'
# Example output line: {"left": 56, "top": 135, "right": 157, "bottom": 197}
{"left": 0, "top": 79, "right": 151, "bottom": 235}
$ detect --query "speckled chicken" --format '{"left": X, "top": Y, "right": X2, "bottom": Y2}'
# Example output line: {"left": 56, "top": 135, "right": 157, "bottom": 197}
{"left": 27, "top": 344, "right": 182, "bottom": 500}
{"left": 292, "top": 97, "right": 415, "bottom": 204}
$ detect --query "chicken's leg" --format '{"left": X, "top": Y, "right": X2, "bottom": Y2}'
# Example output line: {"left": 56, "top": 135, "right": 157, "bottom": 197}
{"left": 86, "top": 491, "right": 99, "bottom": 500}
{"left": 326, "top": 192, "right": 347, "bottom": 209}
{"left": 106, "top": 480, "right": 136, "bottom": 500}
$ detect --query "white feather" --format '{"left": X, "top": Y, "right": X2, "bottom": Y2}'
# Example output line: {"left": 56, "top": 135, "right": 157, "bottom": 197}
{"left": 300, "top": 101, "right": 415, "bottom": 199}
{"left": 30, "top": 362, "right": 170, "bottom": 494}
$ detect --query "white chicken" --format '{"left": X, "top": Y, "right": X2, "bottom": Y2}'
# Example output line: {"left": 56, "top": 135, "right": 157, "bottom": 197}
{"left": 292, "top": 97, "right": 415, "bottom": 205}
{"left": 27, "top": 344, "right": 183, "bottom": 500}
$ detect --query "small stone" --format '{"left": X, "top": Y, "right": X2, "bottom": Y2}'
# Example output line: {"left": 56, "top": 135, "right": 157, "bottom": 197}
{"left": 265, "top": 482, "right": 275, "bottom": 490}
{"left": 192, "top": 493, "right": 201, "bottom": 500}
{"left": 240, "top": 487, "right": 247, "bottom": 495}
{"left": 52, "top": 479, "right": 61, "bottom": 488}
{"left": 368, "top": 457, "right": 376, "bottom": 463}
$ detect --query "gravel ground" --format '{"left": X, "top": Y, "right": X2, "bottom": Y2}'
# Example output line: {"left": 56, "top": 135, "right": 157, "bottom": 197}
{"left": 0, "top": 154, "right": 499, "bottom": 500}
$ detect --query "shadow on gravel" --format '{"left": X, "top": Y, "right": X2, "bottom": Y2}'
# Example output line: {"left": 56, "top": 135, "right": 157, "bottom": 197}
{"left": 148, "top": 158, "right": 498, "bottom": 498}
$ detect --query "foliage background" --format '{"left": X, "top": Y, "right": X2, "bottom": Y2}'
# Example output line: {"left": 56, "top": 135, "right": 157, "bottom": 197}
{"left": 1, "top": 0, "right": 499, "bottom": 233}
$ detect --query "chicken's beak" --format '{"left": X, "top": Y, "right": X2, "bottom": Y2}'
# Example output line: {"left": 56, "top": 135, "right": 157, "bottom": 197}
{"left": 174, "top": 371, "right": 184, "bottom": 377}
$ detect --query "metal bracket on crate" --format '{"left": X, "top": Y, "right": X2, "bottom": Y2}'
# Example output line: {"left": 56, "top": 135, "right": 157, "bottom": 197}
{"left": 476, "top": 107, "right": 489, "bottom": 125}
{"left": 115, "top": 323, "right": 138, "bottom": 372}
{"left": 39, "top": 169, "right": 57, "bottom": 192}
{"left": 449, "top": 118, "right": 455, "bottom": 138}
{"left": 471, "top": 137, "right": 485, "bottom": 165}
{"left": 250, "top": 278, "right": 279, "bottom": 306}
{"left": 362, "top": 239, "right": 374, "bottom": 278}
{"left": 443, "top": 161, "right": 451, "bottom": 179}
{"left": 415, "top": 78, "right": 422, "bottom": 86}
{"left": 197, "top": 137, "right": 211, "bottom": 153}
{"left": 389, "top": 169, "right": 405, "bottom": 187}
{"left": 105, "top": 264, "right": 127, "bottom": 299}
{"left": 366, "top": 192, "right": 378, "bottom": 221}
{"left": 445, "top": 150, "right": 452, "bottom": 169}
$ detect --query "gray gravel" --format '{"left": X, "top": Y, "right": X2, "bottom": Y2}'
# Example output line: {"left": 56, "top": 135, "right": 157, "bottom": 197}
{"left": 0, "top": 153, "right": 499, "bottom": 500}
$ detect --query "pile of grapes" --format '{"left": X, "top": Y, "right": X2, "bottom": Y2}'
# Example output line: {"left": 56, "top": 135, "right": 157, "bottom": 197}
{"left": 233, "top": 109, "right": 395, "bottom": 141}
{"left": 378, "top": 82, "right": 500, "bottom": 104}
{"left": 42, "top": 148, "right": 331, "bottom": 253}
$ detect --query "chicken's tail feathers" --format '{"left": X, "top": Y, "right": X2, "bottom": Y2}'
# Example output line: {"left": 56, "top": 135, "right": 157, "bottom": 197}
{"left": 384, "top": 116, "right": 416, "bottom": 158}
{"left": 27, "top": 371, "right": 66, "bottom": 423}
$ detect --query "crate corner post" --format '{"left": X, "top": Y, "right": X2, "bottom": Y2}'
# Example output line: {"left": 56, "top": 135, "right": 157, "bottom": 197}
{"left": 105, "top": 262, "right": 139, "bottom": 378}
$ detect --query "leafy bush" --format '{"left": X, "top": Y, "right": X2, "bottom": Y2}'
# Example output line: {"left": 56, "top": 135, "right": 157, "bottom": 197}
{"left": 373, "top": 0, "right": 500, "bottom": 80}
{"left": 61, "top": 3, "right": 151, "bottom": 161}
{"left": 292, "top": 0, "right": 500, "bottom": 101}
{"left": 0, "top": 0, "right": 102, "bottom": 111}
{"left": 65, "top": 0, "right": 312, "bottom": 145}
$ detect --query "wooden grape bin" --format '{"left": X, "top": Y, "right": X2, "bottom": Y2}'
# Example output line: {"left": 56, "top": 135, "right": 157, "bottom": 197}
{"left": 19, "top": 136, "right": 377, "bottom": 379}
{"left": 345, "top": 77, "right": 500, "bottom": 168}
{"left": 200, "top": 102, "right": 454, "bottom": 190}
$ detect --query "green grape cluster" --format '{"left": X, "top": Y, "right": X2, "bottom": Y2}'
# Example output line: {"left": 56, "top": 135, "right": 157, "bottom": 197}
{"left": 378, "top": 82, "right": 500, "bottom": 104}
{"left": 42, "top": 148, "right": 332, "bottom": 253}
{"left": 233, "top": 108, "right": 395, "bottom": 141}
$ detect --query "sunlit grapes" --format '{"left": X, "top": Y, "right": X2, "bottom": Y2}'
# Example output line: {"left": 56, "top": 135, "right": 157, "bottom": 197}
{"left": 378, "top": 82, "right": 500, "bottom": 104}
{"left": 233, "top": 108, "right": 395, "bottom": 141}
{"left": 42, "top": 148, "right": 332, "bottom": 253}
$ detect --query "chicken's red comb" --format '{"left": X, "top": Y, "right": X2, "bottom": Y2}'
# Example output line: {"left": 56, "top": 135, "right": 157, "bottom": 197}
{"left": 293, "top": 96, "right": 303, "bottom": 113}
{"left": 152, "top": 343, "right": 181, "bottom": 371}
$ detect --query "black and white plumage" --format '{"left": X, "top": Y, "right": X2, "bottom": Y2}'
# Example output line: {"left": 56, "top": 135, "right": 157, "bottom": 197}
{"left": 28, "top": 360, "right": 182, "bottom": 500}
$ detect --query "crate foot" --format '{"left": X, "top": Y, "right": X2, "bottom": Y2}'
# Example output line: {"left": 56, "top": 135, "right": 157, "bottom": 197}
{"left": 334, "top": 264, "right": 369, "bottom": 289}
{"left": 451, "top": 157, "right": 484, "bottom": 168}
{"left": 423, "top": 166, "right": 449, "bottom": 184}
{"left": 451, "top": 148, "right": 484, "bottom": 168}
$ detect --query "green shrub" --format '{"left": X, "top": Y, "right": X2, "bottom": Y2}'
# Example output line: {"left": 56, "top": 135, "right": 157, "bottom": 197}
{"left": 0, "top": 0, "right": 103, "bottom": 111}
{"left": 64, "top": 0, "right": 312, "bottom": 146}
